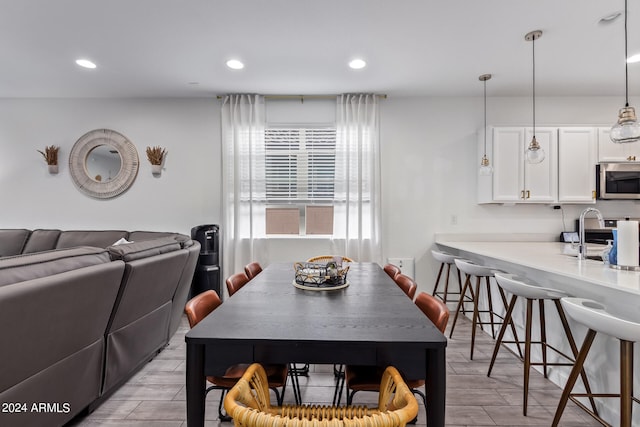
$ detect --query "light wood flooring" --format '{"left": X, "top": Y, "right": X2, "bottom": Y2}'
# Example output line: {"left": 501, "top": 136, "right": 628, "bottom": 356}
{"left": 69, "top": 315, "right": 603, "bottom": 427}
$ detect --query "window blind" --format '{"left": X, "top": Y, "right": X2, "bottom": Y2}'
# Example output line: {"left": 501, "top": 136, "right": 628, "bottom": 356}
{"left": 264, "top": 126, "right": 336, "bottom": 202}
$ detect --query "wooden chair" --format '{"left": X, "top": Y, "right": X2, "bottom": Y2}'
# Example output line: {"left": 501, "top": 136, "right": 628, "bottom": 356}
{"left": 394, "top": 273, "right": 417, "bottom": 300}
{"left": 184, "top": 290, "right": 291, "bottom": 421}
{"left": 383, "top": 263, "right": 401, "bottom": 280}
{"left": 244, "top": 262, "right": 263, "bottom": 280}
{"left": 225, "top": 363, "right": 418, "bottom": 427}
{"left": 336, "top": 292, "right": 449, "bottom": 413}
{"left": 226, "top": 272, "right": 250, "bottom": 297}
{"left": 307, "top": 255, "right": 354, "bottom": 264}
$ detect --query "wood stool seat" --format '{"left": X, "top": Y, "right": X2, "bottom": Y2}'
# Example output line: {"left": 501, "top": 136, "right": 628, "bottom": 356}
{"left": 490, "top": 273, "right": 598, "bottom": 416}
{"left": 449, "top": 259, "right": 522, "bottom": 361}
{"left": 553, "top": 298, "right": 640, "bottom": 427}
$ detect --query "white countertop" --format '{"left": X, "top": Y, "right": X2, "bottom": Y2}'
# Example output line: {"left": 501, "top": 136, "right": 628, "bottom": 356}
{"left": 435, "top": 241, "right": 640, "bottom": 296}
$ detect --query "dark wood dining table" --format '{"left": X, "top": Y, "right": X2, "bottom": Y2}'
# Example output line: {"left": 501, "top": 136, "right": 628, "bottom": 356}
{"left": 185, "top": 262, "right": 447, "bottom": 426}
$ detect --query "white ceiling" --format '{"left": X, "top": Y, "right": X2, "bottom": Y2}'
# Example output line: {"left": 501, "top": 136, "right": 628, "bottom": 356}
{"left": 1, "top": 0, "right": 639, "bottom": 98}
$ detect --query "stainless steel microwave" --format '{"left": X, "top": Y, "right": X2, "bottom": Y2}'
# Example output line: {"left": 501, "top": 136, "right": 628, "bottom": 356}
{"left": 596, "top": 163, "right": 640, "bottom": 199}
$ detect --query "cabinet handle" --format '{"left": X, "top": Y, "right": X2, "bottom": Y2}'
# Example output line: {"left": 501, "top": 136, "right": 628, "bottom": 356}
{"left": 526, "top": 190, "right": 531, "bottom": 199}
{"left": 521, "top": 190, "right": 525, "bottom": 199}
{"left": 592, "top": 190, "right": 596, "bottom": 200}
{"left": 628, "top": 155, "right": 636, "bottom": 161}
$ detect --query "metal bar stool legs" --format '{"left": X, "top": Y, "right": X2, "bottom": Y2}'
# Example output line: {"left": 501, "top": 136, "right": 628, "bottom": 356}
{"left": 552, "top": 298, "right": 640, "bottom": 427}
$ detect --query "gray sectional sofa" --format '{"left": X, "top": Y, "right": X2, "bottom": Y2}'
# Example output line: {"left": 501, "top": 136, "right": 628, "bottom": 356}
{"left": 0, "top": 229, "right": 200, "bottom": 427}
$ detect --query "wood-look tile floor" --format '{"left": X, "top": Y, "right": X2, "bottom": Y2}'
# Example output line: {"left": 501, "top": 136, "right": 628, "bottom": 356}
{"left": 69, "top": 315, "right": 603, "bottom": 427}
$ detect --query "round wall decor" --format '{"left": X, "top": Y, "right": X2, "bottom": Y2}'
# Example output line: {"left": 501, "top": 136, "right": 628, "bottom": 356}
{"left": 69, "top": 129, "right": 139, "bottom": 199}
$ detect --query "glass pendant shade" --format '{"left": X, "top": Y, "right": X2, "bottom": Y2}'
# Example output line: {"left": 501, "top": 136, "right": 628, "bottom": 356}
{"left": 479, "top": 155, "right": 493, "bottom": 175}
{"left": 525, "top": 136, "right": 545, "bottom": 164}
{"left": 611, "top": 106, "right": 640, "bottom": 143}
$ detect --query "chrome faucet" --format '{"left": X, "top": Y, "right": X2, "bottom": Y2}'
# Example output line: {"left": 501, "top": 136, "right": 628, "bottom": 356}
{"left": 578, "top": 207, "right": 604, "bottom": 260}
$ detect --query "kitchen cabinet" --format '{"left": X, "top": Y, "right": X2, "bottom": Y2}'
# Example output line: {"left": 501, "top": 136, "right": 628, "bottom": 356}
{"left": 597, "top": 127, "right": 640, "bottom": 162}
{"left": 557, "top": 127, "right": 596, "bottom": 203}
{"left": 478, "top": 127, "right": 557, "bottom": 203}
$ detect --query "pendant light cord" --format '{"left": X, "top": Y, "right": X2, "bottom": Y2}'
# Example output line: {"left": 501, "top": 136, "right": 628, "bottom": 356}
{"left": 625, "top": 0, "right": 630, "bottom": 107}
{"left": 483, "top": 78, "right": 487, "bottom": 155}
{"left": 532, "top": 34, "right": 536, "bottom": 138}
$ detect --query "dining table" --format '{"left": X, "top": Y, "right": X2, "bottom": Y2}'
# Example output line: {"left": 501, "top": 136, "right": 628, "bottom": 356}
{"left": 185, "top": 262, "right": 447, "bottom": 426}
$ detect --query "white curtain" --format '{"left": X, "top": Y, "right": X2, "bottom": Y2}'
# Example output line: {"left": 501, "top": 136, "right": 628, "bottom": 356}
{"left": 221, "top": 94, "right": 266, "bottom": 279}
{"left": 332, "top": 94, "right": 382, "bottom": 264}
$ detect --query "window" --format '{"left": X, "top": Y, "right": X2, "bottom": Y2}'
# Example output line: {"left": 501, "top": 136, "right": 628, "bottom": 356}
{"left": 264, "top": 125, "right": 337, "bottom": 203}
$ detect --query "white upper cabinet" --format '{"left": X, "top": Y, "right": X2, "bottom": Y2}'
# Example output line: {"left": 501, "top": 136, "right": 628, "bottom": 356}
{"left": 597, "top": 127, "right": 640, "bottom": 162}
{"left": 557, "top": 128, "right": 596, "bottom": 203}
{"left": 478, "top": 127, "right": 557, "bottom": 203}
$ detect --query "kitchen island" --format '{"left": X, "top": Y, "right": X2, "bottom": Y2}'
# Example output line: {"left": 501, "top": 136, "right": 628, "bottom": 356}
{"left": 435, "top": 239, "right": 640, "bottom": 426}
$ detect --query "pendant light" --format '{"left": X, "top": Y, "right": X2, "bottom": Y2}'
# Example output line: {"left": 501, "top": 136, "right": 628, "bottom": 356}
{"left": 611, "top": 0, "right": 640, "bottom": 143}
{"left": 525, "top": 30, "right": 545, "bottom": 164}
{"left": 479, "top": 74, "right": 493, "bottom": 175}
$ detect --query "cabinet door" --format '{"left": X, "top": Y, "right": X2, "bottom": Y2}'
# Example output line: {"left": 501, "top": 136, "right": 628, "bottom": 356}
{"left": 597, "top": 127, "right": 640, "bottom": 162}
{"left": 558, "top": 128, "right": 596, "bottom": 203}
{"left": 523, "top": 127, "right": 558, "bottom": 203}
{"left": 492, "top": 127, "right": 525, "bottom": 202}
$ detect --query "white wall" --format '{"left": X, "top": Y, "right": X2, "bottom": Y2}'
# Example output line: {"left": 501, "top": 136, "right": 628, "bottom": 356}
{"left": 2, "top": 95, "right": 638, "bottom": 289}
{"left": 0, "top": 98, "right": 222, "bottom": 236}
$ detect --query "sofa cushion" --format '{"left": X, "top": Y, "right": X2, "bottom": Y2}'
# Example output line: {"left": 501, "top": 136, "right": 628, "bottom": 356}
{"left": 0, "top": 247, "right": 112, "bottom": 287}
{"left": 22, "top": 229, "right": 61, "bottom": 254}
{"left": 128, "top": 231, "right": 193, "bottom": 248}
{"left": 107, "top": 237, "right": 181, "bottom": 262}
{"left": 0, "top": 229, "right": 31, "bottom": 257}
{"left": 56, "top": 230, "right": 129, "bottom": 250}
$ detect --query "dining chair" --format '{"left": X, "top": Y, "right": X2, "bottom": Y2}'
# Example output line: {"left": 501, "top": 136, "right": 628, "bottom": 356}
{"left": 394, "top": 273, "right": 417, "bottom": 300}
{"left": 184, "top": 290, "right": 291, "bottom": 421}
{"left": 225, "top": 363, "right": 419, "bottom": 427}
{"left": 226, "top": 272, "right": 250, "bottom": 297}
{"left": 244, "top": 262, "right": 262, "bottom": 280}
{"left": 335, "top": 292, "right": 449, "bottom": 414}
{"left": 383, "top": 263, "right": 401, "bottom": 280}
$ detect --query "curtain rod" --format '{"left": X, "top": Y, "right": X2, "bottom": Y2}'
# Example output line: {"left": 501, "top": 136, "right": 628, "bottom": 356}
{"left": 216, "top": 94, "right": 387, "bottom": 101}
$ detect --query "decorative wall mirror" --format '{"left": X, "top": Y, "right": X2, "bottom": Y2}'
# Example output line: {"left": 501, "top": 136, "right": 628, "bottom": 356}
{"left": 69, "top": 129, "right": 139, "bottom": 199}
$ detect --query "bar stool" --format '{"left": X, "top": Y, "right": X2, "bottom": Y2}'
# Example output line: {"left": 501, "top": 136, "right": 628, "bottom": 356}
{"left": 450, "top": 259, "right": 522, "bottom": 360}
{"left": 552, "top": 298, "right": 640, "bottom": 427}
{"left": 431, "top": 250, "right": 471, "bottom": 308}
{"left": 489, "top": 273, "right": 598, "bottom": 416}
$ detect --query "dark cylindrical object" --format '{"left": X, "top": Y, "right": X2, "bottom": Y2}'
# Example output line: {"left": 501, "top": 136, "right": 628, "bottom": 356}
{"left": 190, "top": 224, "right": 221, "bottom": 298}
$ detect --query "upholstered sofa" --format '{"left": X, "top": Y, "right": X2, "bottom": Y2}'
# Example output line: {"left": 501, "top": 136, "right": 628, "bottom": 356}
{"left": 0, "top": 229, "right": 200, "bottom": 427}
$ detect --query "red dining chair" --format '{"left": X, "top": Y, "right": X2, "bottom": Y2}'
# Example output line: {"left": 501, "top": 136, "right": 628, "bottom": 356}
{"left": 336, "top": 292, "right": 449, "bottom": 413}
{"left": 394, "top": 273, "right": 417, "bottom": 300}
{"left": 226, "top": 272, "right": 250, "bottom": 297}
{"left": 383, "top": 263, "right": 401, "bottom": 280}
{"left": 244, "top": 262, "right": 263, "bottom": 280}
{"left": 184, "top": 290, "right": 291, "bottom": 421}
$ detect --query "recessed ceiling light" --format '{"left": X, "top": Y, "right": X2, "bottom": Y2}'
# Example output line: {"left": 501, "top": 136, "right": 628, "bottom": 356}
{"left": 226, "top": 59, "right": 244, "bottom": 70}
{"left": 628, "top": 53, "right": 640, "bottom": 64}
{"left": 75, "top": 59, "right": 96, "bottom": 69}
{"left": 599, "top": 11, "right": 622, "bottom": 24}
{"left": 348, "top": 59, "right": 367, "bottom": 70}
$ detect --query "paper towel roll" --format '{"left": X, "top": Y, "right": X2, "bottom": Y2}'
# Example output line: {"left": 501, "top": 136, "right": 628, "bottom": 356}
{"left": 616, "top": 220, "right": 639, "bottom": 267}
